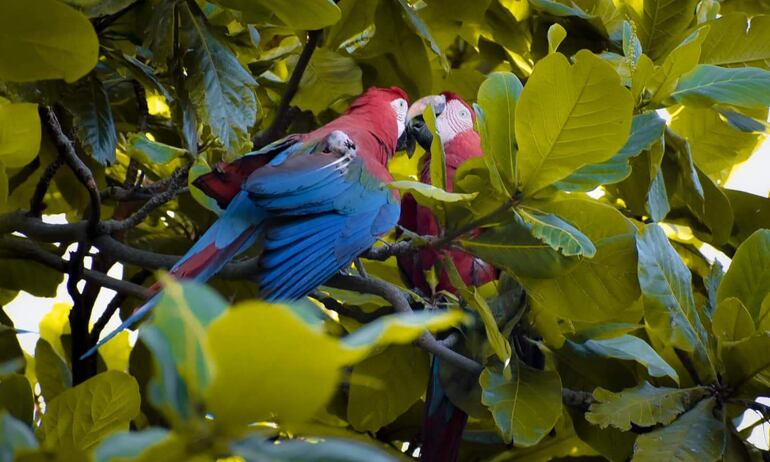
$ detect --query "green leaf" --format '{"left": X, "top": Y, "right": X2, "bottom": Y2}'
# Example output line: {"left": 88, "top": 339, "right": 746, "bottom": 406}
{"left": 0, "top": 412, "right": 38, "bottom": 460}
{"left": 529, "top": 0, "right": 623, "bottom": 37}
{"left": 396, "top": 0, "right": 447, "bottom": 69}
{"left": 632, "top": 398, "right": 723, "bottom": 462}
{"left": 648, "top": 27, "right": 710, "bottom": 104}
{"left": 292, "top": 48, "right": 363, "bottom": 115}
{"left": 720, "top": 331, "right": 770, "bottom": 389}
{"left": 711, "top": 297, "right": 755, "bottom": 342}
{"left": 388, "top": 181, "right": 476, "bottom": 204}
{"left": 347, "top": 345, "right": 429, "bottom": 432}
{"left": 515, "top": 50, "right": 633, "bottom": 195}
{"left": 0, "top": 0, "right": 98, "bottom": 82}
{"left": 460, "top": 218, "right": 580, "bottom": 279}
{"left": 577, "top": 336, "right": 679, "bottom": 382}
{"left": 206, "top": 301, "right": 360, "bottom": 425}
{"left": 341, "top": 310, "right": 466, "bottom": 351}
{"left": 147, "top": 276, "right": 227, "bottom": 397}
{"left": 627, "top": 0, "right": 699, "bottom": 60}
{"left": 65, "top": 77, "right": 117, "bottom": 165}
{"left": 35, "top": 338, "right": 71, "bottom": 403}
{"left": 670, "top": 106, "right": 765, "bottom": 183}
{"left": 725, "top": 189, "right": 770, "bottom": 248}
{"left": 672, "top": 64, "right": 770, "bottom": 109}
{"left": 586, "top": 382, "right": 707, "bottom": 431}
{"left": 233, "top": 434, "right": 398, "bottom": 462}
{"left": 180, "top": 3, "right": 258, "bottom": 154}
{"left": 463, "top": 287, "right": 512, "bottom": 362}
{"left": 0, "top": 311, "right": 24, "bottom": 377}
{"left": 42, "top": 371, "right": 140, "bottom": 451}
{"left": 210, "top": 0, "right": 341, "bottom": 30}
{"left": 517, "top": 208, "right": 596, "bottom": 258}
{"left": 0, "top": 102, "right": 41, "bottom": 168}
{"left": 547, "top": 24, "right": 567, "bottom": 54}
{"left": 480, "top": 362, "right": 563, "bottom": 446}
{"left": 518, "top": 198, "right": 641, "bottom": 323}
{"left": 476, "top": 72, "right": 523, "bottom": 195}
{"left": 700, "top": 14, "right": 770, "bottom": 69}
{"left": 0, "top": 253, "right": 64, "bottom": 298}
{"left": 717, "top": 229, "right": 770, "bottom": 321}
{"left": 94, "top": 428, "right": 169, "bottom": 462}
{"left": 0, "top": 374, "right": 33, "bottom": 426}
{"left": 424, "top": 104, "right": 447, "bottom": 192}
{"left": 636, "top": 224, "right": 708, "bottom": 356}
{"left": 124, "top": 133, "right": 187, "bottom": 166}
{"left": 556, "top": 111, "right": 666, "bottom": 192}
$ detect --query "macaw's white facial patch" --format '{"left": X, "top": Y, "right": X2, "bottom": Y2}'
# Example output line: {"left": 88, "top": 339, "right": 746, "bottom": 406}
{"left": 390, "top": 97, "right": 408, "bottom": 138}
{"left": 436, "top": 99, "right": 474, "bottom": 143}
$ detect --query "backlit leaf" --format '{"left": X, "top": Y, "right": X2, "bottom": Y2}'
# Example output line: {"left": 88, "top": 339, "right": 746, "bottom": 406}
{"left": 717, "top": 229, "right": 770, "bottom": 321}
{"left": 0, "top": 102, "right": 41, "bottom": 168}
{"left": 700, "top": 13, "right": 770, "bottom": 69}
{"left": 0, "top": 0, "right": 98, "bottom": 82}
{"left": 515, "top": 51, "right": 633, "bottom": 195}
{"left": 711, "top": 297, "right": 754, "bottom": 342}
{"left": 210, "top": 0, "right": 341, "bottom": 30}
{"left": 480, "top": 362, "right": 562, "bottom": 446}
{"left": 42, "top": 371, "right": 140, "bottom": 451}
{"left": 626, "top": 0, "right": 699, "bottom": 60}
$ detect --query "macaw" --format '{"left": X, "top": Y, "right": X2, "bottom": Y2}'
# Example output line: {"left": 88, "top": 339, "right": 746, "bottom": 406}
{"left": 399, "top": 92, "right": 497, "bottom": 462}
{"left": 85, "top": 87, "right": 410, "bottom": 357}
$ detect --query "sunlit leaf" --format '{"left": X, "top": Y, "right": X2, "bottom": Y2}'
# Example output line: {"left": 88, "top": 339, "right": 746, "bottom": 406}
{"left": 700, "top": 13, "right": 770, "bottom": 69}
{"left": 0, "top": 0, "right": 98, "bottom": 82}
{"left": 0, "top": 102, "right": 41, "bottom": 169}
{"left": 515, "top": 51, "right": 633, "bottom": 195}
{"left": 672, "top": 65, "right": 770, "bottom": 109}
{"left": 717, "top": 229, "right": 770, "bottom": 322}
{"left": 42, "top": 371, "right": 140, "bottom": 451}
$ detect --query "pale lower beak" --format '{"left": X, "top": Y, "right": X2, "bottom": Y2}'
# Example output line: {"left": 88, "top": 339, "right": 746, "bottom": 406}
{"left": 406, "top": 94, "right": 447, "bottom": 122}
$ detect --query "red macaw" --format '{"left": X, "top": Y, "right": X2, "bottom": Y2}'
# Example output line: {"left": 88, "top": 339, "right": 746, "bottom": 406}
{"left": 399, "top": 92, "right": 497, "bottom": 462}
{"left": 86, "top": 87, "right": 410, "bottom": 357}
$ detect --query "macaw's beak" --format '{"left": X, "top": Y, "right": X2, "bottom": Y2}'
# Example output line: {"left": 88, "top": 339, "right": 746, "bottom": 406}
{"left": 403, "top": 95, "right": 446, "bottom": 157}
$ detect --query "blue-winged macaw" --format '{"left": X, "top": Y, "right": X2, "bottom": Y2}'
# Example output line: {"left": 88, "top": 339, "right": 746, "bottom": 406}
{"left": 85, "top": 87, "right": 410, "bottom": 356}
{"left": 399, "top": 92, "right": 497, "bottom": 462}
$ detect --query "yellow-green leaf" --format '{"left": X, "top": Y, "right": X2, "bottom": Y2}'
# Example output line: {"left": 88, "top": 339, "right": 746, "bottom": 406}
{"left": 626, "top": 0, "right": 699, "bottom": 60}
{"left": 547, "top": 23, "right": 567, "bottom": 54}
{"left": 347, "top": 345, "right": 429, "bottom": 432}
{"left": 206, "top": 301, "right": 357, "bottom": 425}
{"left": 0, "top": 102, "right": 41, "bottom": 168}
{"left": 700, "top": 13, "right": 770, "bottom": 69}
{"left": 515, "top": 51, "right": 633, "bottom": 195}
{"left": 388, "top": 180, "right": 477, "bottom": 204}
{"left": 517, "top": 208, "right": 596, "bottom": 258}
{"left": 210, "top": 0, "right": 341, "bottom": 30}
{"left": 463, "top": 287, "right": 512, "bottom": 362}
{"left": 0, "top": 0, "right": 98, "bottom": 82}
{"left": 717, "top": 229, "right": 770, "bottom": 321}
{"left": 342, "top": 310, "right": 466, "bottom": 353}
{"left": 711, "top": 297, "right": 755, "bottom": 342}
{"left": 42, "top": 371, "right": 140, "bottom": 451}
{"left": 480, "top": 362, "right": 562, "bottom": 446}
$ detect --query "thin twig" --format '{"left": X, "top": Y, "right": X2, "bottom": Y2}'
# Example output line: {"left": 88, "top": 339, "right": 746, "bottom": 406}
{"left": 40, "top": 106, "right": 102, "bottom": 235}
{"left": 101, "top": 166, "right": 189, "bottom": 233}
{"left": 251, "top": 30, "right": 321, "bottom": 148}
{"left": 28, "top": 157, "right": 64, "bottom": 217}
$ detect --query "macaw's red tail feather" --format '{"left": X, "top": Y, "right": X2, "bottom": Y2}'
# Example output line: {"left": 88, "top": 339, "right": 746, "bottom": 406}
{"left": 421, "top": 359, "right": 468, "bottom": 462}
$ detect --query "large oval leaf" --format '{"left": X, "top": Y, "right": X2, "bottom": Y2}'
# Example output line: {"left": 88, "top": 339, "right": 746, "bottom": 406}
{"left": 515, "top": 50, "right": 633, "bottom": 195}
{"left": 717, "top": 229, "right": 770, "bottom": 321}
{"left": 210, "top": 0, "right": 341, "bottom": 30}
{"left": 0, "top": 0, "right": 98, "bottom": 82}
{"left": 700, "top": 13, "right": 770, "bottom": 69}
{"left": 42, "top": 371, "right": 140, "bottom": 451}
{"left": 480, "top": 362, "right": 562, "bottom": 447}
{"left": 0, "top": 102, "right": 41, "bottom": 168}
{"left": 672, "top": 64, "right": 770, "bottom": 109}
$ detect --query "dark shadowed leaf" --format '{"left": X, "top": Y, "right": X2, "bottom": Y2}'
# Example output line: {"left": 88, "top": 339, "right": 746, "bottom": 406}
{"left": 0, "top": 412, "right": 38, "bottom": 460}
{"left": 576, "top": 336, "right": 678, "bottom": 382}
{"left": 347, "top": 345, "right": 429, "bottom": 432}
{"left": 632, "top": 398, "right": 723, "bottom": 462}
{"left": 0, "top": 374, "right": 33, "bottom": 426}
{"left": 179, "top": 3, "right": 258, "bottom": 154}
{"left": 292, "top": 48, "right": 363, "bottom": 115}
{"left": 66, "top": 77, "right": 118, "bottom": 165}
{"left": 35, "top": 338, "right": 71, "bottom": 403}
{"left": 232, "top": 433, "right": 398, "bottom": 462}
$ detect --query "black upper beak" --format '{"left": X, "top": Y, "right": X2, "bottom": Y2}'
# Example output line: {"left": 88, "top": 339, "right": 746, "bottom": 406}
{"left": 406, "top": 116, "right": 433, "bottom": 156}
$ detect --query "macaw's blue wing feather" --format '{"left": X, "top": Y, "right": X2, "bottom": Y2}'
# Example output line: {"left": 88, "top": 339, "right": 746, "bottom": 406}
{"left": 249, "top": 148, "right": 400, "bottom": 300}
{"left": 82, "top": 191, "right": 266, "bottom": 360}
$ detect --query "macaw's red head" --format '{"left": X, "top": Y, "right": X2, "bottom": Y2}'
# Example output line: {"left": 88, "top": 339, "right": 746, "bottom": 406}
{"left": 344, "top": 86, "right": 409, "bottom": 149}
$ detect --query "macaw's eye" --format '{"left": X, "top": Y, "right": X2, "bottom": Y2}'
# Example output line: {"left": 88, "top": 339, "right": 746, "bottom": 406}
{"left": 460, "top": 109, "right": 470, "bottom": 119}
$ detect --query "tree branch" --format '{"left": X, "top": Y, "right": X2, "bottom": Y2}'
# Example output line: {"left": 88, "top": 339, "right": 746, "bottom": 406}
{"left": 39, "top": 106, "right": 102, "bottom": 235}
{"left": 0, "top": 236, "right": 151, "bottom": 300}
{"left": 28, "top": 156, "right": 64, "bottom": 217}
{"left": 251, "top": 30, "right": 321, "bottom": 148}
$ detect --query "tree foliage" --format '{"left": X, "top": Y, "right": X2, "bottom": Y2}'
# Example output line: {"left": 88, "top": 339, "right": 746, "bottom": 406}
{"left": 1, "top": 0, "right": 770, "bottom": 460}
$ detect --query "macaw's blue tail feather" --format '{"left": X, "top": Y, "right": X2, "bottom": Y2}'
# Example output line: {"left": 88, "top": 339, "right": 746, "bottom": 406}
{"left": 81, "top": 192, "right": 265, "bottom": 360}
{"left": 421, "top": 358, "right": 468, "bottom": 462}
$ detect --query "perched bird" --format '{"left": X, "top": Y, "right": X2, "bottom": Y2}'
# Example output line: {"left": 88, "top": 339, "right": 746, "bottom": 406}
{"left": 85, "top": 87, "right": 410, "bottom": 357}
{"left": 399, "top": 92, "right": 497, "bottom": 462}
